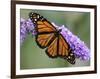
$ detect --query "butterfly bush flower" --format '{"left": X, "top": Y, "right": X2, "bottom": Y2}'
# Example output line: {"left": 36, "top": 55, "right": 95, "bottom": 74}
{"left": 20, "top": 18, "right": 35, "bottom": 45}
{"left": 20, "top": 18, "right": 90, "bottom": 60}
{"left": 52, "top": 23, "right": 90, "bottom": 60}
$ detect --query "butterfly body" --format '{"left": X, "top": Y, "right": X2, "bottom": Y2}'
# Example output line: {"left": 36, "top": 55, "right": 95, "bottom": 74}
{"left": 29, "top": 12, "right": 76, "bottom": 64}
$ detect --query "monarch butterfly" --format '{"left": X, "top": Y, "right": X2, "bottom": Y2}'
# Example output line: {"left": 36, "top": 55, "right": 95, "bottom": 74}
{"left": 29, "top": 12, "right": 76, "bottom": 64}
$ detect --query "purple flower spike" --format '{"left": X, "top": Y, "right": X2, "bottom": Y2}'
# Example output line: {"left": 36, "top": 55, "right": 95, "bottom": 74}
{"left": 20, "top": 18, "right": 90, "bottom": 60}
{"left": 20, "top": 18, "right": 35, "bottom": 45}
{"left": 52, "top": 23, "right": 90, "bottom": 60}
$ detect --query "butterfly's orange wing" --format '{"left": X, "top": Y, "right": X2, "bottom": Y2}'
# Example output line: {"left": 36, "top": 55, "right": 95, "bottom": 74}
{"left": 46, "top": 34, "right": 69, "bottom": 57}
{"left": 30, "top": 13, "right": 57, "bottom": 48}
{"left": 46, "top": 34, "right": 75, "bottom": 64}
{"left": 36, "top": 20, "right": 56, "bottom": 33}
{"left": 46, "top": 37, "right": 58, "bottom": 57}
{"left": 58, "top": 35, "right": 69, "bottom": 56}
{"left": 36, "top": 33, "right": 55, "bottom": 48}
{"left": 58, "top": 35, "right": 75, "bottom": 64}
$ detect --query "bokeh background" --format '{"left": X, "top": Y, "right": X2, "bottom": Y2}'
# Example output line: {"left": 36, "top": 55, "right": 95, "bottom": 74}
{"left": 20, "top": 9, "right": 90, "bottom": 70}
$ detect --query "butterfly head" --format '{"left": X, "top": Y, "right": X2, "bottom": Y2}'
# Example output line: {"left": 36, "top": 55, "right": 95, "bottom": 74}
{"left": 29, "top": 12, "right": 41, "bottom": 23}
{"left": 58, "top": 29, "right": 62, "bottom": 33}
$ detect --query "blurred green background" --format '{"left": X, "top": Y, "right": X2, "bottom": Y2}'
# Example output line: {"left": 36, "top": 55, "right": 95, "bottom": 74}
{"left": 20, "top": 9, "right": 90, "bottom": 70}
